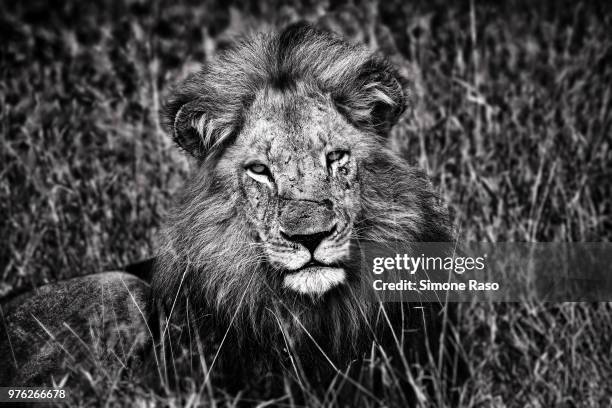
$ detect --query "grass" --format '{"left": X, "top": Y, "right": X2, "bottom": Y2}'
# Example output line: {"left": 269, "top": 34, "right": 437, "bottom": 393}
{"left": 1, "top": 0, "right": 611, "bottom": 406}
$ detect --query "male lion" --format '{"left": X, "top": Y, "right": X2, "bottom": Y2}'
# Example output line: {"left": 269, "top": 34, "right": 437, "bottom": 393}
{"left": 1, "top": 23, "right": 455, "bottom": 399}
{"left": 153, "top": 22, "right": 455, "bottom": 395}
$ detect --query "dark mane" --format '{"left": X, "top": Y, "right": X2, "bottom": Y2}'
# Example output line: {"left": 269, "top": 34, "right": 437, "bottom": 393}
{"left": 153, "top": 22, "right": 452, "bottom": 389}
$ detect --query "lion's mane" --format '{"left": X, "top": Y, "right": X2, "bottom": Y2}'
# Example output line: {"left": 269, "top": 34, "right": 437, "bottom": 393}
{"left": 151, "top": 23, "right": 452, "bottom": 381}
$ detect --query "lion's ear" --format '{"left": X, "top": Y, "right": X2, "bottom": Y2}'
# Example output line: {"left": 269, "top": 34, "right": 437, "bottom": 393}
{"left": 170, "top": 98, "right": 209, "bottom": 158}
{"left": 164, "top": 86, "right": 236, "bottom": 160}
{"left": 333, "top": 55, "right": 414, "bottom": 136}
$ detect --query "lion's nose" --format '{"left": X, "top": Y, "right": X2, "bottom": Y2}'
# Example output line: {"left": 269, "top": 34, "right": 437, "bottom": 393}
{"left": 279, "top": 199, "right": 336, "bottom": 253}
{"left": 280, "top": 226, "right": 336, "bottom": 254}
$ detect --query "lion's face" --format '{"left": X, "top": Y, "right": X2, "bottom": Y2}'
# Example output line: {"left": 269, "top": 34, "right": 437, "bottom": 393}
{"left": 218, "top": 88, "right": 366, "bottom": 295}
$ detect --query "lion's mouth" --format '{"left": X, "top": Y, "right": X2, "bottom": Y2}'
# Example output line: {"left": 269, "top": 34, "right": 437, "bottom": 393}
{"left": 296, "top": 259, "right": 338, "bottom": 270}
{"left": 283, "top": 262, "right": 346, "bottom": 295}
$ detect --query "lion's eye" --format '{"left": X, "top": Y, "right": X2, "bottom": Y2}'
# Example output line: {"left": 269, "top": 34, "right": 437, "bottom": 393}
{"left": 246, "top": 162, "right": 273, "bottom": 183}
{"left": 248, "top": 163, "right": 269, "bottom": 175}
{"left": 326, "top": 150, "right": 349, "bottom": 166}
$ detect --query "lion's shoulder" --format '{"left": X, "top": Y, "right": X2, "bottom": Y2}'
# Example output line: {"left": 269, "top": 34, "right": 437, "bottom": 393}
{"left": 0, "top": 272, "right": 151, "bottom": 386}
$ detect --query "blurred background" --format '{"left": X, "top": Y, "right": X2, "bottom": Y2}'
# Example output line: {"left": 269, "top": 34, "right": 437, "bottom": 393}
{"left": 1, "top": 0, "right": 611, "bottom": 405}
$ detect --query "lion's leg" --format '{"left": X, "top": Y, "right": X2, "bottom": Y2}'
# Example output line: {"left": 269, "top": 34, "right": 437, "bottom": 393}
{"left": 0, "top": 272, "right": 151, "bottom": 387}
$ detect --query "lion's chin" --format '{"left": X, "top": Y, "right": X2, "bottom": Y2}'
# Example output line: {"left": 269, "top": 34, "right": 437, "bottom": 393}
{"left": 283, "top": 266, "right": 346, "bottom": 295}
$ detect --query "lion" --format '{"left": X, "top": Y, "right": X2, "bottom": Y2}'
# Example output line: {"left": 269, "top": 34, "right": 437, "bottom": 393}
{"left": 0, "top": 23, "right": 456, "bottom": 399}
{"left": 152, "top": 22, "right": 455, "bottom": 395}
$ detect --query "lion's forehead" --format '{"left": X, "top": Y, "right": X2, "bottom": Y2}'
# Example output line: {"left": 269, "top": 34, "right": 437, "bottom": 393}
{"left": 239, "top": 90, "right": 354, "bottom": 161}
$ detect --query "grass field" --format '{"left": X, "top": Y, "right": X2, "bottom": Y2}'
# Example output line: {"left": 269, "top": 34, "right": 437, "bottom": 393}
{"left": 1, "top": 0, "right": 611, "bottom": 406}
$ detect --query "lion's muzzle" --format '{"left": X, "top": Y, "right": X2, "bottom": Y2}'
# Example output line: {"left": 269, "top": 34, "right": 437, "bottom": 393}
{"left": 268, "top": 198, "right": 351, "bottom": 295}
